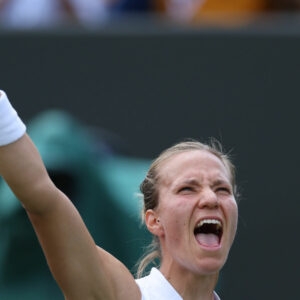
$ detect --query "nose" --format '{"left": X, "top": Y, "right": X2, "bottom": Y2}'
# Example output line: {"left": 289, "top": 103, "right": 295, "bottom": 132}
{"left": 198, "top": 188, "right": 219, "bottom": 209}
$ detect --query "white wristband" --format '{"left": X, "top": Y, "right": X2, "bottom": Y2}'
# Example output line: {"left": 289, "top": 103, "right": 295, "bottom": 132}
{"left": 0, "top": 90, "right": 26, "bottom": 146}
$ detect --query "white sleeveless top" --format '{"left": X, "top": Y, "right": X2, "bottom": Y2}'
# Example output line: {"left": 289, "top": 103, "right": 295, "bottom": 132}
{"left": 135, "top": 268, "right": 221, "bottom": 300}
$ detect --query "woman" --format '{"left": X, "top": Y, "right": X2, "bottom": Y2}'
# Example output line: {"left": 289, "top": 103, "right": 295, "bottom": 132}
{"left": 0, "top": 90, "right": 238, "bottom": 299}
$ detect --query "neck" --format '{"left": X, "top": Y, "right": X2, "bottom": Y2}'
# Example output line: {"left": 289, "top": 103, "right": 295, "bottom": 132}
{"left": 160, "top": 263, "right": 219, "bottom": 300}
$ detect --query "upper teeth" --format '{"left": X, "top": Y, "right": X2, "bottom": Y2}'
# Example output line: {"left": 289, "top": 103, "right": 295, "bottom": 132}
{"left": 198, "top": 219, "right": 221, "bottom": 227}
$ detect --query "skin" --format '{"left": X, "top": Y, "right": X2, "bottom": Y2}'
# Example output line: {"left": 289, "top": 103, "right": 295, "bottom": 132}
{"left": 0, "top": 134, "right": 141, "bottom": 300}
{"left": 145, "top": 150, "right": 238, "bottom": 300}
{"left": 0, "top": 104, "right": 237, "bottom": 300}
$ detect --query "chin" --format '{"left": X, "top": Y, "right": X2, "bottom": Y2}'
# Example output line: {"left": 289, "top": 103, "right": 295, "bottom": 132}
{"left": 194, "top": 257, "right": 227, "bottom": 276}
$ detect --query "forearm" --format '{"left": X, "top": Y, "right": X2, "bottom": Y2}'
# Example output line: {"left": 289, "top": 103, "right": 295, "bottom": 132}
{"left": 0, "top": 135, "right": 57, "bottom": 212}
{"left": 0, "top": 91, "right": 55, "bottom": 213}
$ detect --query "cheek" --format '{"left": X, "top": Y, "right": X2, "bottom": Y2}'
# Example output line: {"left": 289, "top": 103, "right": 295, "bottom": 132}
{"left": 228, "top": 201, "right": 239, "bottom": 238}
{"left": 232, "top": 201, "right": 239, "bottom": 223}
{"left": 158, "top": 200, "right": 192, "bottom": 238}
{"left": 157, "top": 188, "right": 196, "bottom": 229}
{"left": 159, "top": 195, "right": 191, "bottom": 218}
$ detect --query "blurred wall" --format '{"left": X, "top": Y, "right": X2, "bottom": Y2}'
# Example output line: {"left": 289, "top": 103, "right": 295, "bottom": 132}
{"left": 1, "top": 17, "right": 300, "bottom": 299}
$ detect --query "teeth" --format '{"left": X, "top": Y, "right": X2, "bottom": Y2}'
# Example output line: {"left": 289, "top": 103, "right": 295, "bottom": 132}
{"left": 198, "top": 219, "right": 222, "bottom": 228}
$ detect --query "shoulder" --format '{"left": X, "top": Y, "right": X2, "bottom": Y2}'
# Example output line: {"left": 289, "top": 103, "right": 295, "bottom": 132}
{"left": 94, "top": 247, "right": 141, "bottom": 300}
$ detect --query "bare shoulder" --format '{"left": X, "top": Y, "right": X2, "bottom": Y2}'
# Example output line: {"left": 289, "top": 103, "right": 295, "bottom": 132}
{"left": 96, "top": 246, "right": 142, "bottom": 300}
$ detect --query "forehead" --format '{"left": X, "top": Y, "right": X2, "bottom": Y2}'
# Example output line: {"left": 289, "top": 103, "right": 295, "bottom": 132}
{"left": 158, "top": 150, "right": 231, "bottom": 186}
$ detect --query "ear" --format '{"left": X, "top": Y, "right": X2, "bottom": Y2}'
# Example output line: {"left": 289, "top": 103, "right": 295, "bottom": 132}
{"left": 145, "top": 209, "right": 164, "bottom": 237}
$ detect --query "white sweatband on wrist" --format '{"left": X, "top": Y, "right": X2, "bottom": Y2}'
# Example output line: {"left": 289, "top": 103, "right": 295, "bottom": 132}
{"left": 0, "top": 90, "right": 26, "bottom": 146}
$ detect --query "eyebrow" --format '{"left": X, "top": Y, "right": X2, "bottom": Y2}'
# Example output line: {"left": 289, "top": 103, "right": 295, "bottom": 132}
{"left": 178, "top": 178, "right": 231, "bottom": 188}
{"left": 212, "top": 179, "right": 231, "bottom": 187}
{"left": 170, "top": 178, "right": 198, "bottom": 190}
{"left": 181, "top": 179, "right": 200, "bottom": 186}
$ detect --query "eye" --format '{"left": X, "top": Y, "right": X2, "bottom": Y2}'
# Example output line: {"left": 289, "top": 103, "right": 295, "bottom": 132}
{"left": 216, "top": 186, "right": 232, "bottom": 194}
{"left": 178, "top": 186, "right": 195, "bottom": 193}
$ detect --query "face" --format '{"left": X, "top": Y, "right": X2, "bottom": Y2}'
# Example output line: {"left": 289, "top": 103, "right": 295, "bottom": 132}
{"left": 145, "top": 150, "right": 238, "bottom": 276}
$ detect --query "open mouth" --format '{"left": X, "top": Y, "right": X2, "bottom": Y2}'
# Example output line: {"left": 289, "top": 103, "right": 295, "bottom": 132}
{"left": 194, "top": 219, "right": 223, "bottom": 248}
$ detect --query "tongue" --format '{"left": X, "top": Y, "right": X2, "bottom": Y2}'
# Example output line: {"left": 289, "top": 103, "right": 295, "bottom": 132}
{"left": 195, "top": 233, "right": 219, "bottom": 247}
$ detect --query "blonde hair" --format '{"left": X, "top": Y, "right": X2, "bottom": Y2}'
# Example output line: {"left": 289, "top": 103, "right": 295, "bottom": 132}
{"left": 136, "top": 139, "right": 237, "bottom": 278}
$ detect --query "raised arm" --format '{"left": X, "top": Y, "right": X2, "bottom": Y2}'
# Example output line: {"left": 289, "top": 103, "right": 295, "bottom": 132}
{"left": 0, "top": 91, "right": 140, "bottom": 300}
